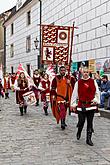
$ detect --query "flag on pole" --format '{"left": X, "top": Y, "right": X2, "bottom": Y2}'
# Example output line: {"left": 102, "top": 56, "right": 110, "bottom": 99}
{"left": 41, "top": 24, "right": 74, "bottom": 65}
{"left": 16, "top": 63, "right": 34, "bottom": 86}
{"left": 46, "top": 65, "right": 56, "bottom": 83}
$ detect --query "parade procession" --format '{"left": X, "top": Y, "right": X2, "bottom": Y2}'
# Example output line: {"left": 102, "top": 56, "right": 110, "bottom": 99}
{"left": 0, "top": 0, "right": 110, "bottom": 164}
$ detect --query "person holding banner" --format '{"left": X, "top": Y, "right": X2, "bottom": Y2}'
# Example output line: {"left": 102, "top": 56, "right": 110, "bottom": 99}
{"left": 70, "top": 67, "right": 100, "bottom": 146}
{"left": 50, "top": 66, "right": 72, "bottom": 130}
{"left": 15, "top": 72, "right": 29, "bottom": 116}
{"left": 33, "top": 69, "right": 41, "bottom": 106}
{"left": 39, "top": 73, "right": 50, "bottom": 116}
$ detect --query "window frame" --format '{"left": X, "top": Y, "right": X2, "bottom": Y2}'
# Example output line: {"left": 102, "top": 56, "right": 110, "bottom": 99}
{"left": 26, "top": 35, "right": 31, "bottom": 53}
{"left": 11, "top": 23, "right": 14, "bottom": 35}
{"left": 10, "top": 44, "right": 14, "bottom": 57}
{"left": 27, "top": 10, "right": 31, "bottom": 26}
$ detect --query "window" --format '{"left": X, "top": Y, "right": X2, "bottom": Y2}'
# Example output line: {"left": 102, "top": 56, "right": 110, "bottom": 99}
{"left": 27, "top": 11, "right": 31, "bottom": 25}
{"left": 10, "top": 44, "right": 14, "bottom": 57}
{"left": 26, "top": 35, "right": 31, "bottom": 52}
{"left": 11, "top": 23, "right": 14, "bottom": 35}
{"left": 27, "top": 64, "right": 30, "bottom": 76}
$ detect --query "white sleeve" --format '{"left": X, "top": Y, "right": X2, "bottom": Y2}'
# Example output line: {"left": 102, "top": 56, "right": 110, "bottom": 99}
{"left": 10, "top": 78, "right": 12, "bottom": 87}
{"left": 2, "top": 79, "right": 4, "bottom": 87}
{"left": 70, "top": 81, "right": 78, "bottom": 107}
{"left": 92, "top": 80, "right": 100, "bottom": 104}
{"left": 14, "top": 79, "right": 20, "bottom": 90}
{"left": 38, "top": 82, "right": 45, "bottom": 91}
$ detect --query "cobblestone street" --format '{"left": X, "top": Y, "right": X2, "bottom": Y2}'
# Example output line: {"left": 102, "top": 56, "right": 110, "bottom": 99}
{"left": 0, "top": 92, "right": 110, "bottom": 165}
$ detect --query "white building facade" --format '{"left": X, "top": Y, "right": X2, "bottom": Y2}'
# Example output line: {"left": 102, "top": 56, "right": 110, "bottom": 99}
{"left": 5, "top": 0, "right": 110, "bottom": 74}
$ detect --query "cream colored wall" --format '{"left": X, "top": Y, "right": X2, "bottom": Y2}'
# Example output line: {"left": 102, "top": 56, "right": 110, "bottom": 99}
{"left": 0, "top": 20, "right": 4, "bottom": 64}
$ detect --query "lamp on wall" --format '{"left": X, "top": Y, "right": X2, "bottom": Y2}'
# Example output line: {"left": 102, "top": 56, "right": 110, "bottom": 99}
{"left": 103, "top": 23, "right": 110, "bottom": 28}
{"left": 34, "top": 37, "right": 39, "bottom": 49}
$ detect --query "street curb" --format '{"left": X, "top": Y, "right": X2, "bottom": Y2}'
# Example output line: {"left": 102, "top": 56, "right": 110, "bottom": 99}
{"left": 100, "top": 109, "right": 110, "bottom": 119}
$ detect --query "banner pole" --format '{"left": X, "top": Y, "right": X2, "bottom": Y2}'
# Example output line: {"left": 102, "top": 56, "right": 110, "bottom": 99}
{"left": 68, "top": 22, "right": 75, "bottom": 75}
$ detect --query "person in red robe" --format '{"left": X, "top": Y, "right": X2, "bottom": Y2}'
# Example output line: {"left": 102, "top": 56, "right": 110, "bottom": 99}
{"left": 50, "top": 66, "right": 72, "bottom": 130}
{"left": 14, "top": 72, "right": 29, "bottom": 116}
{"left": 70, "top": 67, "right": 100, "bottom": 146}
{"left": 39, "top": 73, "right": 50, "bottom": 115}
{"left": 33, "top": 69, "right": 41, "bottom": 106}
{"left": 11, "top": 73, "right": 16, "bottom": 92}
{"left": 3, "top": 72, "right": 11, "bottom": 99}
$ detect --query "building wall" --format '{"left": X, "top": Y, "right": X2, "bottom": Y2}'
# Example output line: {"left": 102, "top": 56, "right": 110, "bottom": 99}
{"left": 5, "top": 0, "right": 110, "bottom": 73}
{"left": 5, "top": 0, "right": 41, "bottom": 73}
{"left": 0, "top": 20, "right": 4, "bottom": 65}
{"left": 42, "top": 0, "right": 110, "bottom": 63}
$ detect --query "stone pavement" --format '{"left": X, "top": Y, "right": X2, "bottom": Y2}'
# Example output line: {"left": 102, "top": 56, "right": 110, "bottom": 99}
{"left": 0, "top": 91, "right": 110, "bottom": 165}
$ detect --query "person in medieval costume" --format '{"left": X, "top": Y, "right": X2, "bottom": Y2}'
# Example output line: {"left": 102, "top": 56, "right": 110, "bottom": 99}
{"left": 14, "top": 72, "right": 29, "bottom": 116}
{"left": 67, "top": 72, "right": 76, "bottom": 115}
{"left": 0, "top": 78, "right": 4, "bottom": 98}
{"left": 33, "top": 69, "right": 41, "bottom": 106}
{"left": 39, "top": 73, "right": 50, "bottom": 115}
{"left": 70, "top": 67, "right": 100, "bottom": 146}
{"left": 3, "top": 72, "right": 11, "bottom": 99}
{"left": 11, "top": 73, "right": 16, "bottom": 92}
{"left": 50, "top": 66, "right": 72, "bottom": 130}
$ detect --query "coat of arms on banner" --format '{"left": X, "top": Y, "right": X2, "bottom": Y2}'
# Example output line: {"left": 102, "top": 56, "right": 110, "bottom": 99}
{"left": 23, "top": 91, "right": 36, "bottom": 105}
{"left": 42, "top": 25, "right": 72, "bottom": 65}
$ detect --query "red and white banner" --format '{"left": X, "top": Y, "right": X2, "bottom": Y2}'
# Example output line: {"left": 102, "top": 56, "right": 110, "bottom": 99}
{"left": 16, "top": 63, "right": 34, "bottom": 86}
{"left": 41, "top": 24, "right": 74, "bottom": 65}
{"left": 46, "top": 65, "right": 56, "bottom": 83}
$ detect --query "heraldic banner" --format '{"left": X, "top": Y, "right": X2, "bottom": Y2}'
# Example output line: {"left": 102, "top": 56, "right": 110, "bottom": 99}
{"left": 41, "top": 24, "right": 74, "bottom": 66}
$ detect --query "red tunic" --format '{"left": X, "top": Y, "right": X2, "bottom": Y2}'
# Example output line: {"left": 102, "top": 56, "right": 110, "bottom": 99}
{"left": 78, "top": 78, "right": 96, "bottom": 108}
{"left": 4, "top": 77, "right": 11, "bottom": 89}
{"left": 50, "top": 75, "right": 72, "bottom": 123}
{"left": 40, "top": 79, "right": 50, "bottom": 102}
{"left": 16, "top": 79, "right": 29, "bottom": 104}
{"left": 33, "top": 75, "right": 40, "bottom": 87}
{"left": 11, "top": 75, "right": 16, "bottom": 85}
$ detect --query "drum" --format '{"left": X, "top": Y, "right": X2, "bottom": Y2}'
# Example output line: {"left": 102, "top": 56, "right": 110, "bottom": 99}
{"left": 23, "top": 91, "right": 36, "bottom": 105}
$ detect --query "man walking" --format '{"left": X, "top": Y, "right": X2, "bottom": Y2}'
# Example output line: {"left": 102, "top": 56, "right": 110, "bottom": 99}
{"left": 51, "top": 66, "right": 72, "bottom": 130}
{"left": 71, "top": 67, "right": 100, "bottom": 146}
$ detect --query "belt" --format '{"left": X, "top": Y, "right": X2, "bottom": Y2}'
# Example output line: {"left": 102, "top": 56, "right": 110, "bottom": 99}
{"left": 80, "top": 101, "right": 92, "bottom": 104}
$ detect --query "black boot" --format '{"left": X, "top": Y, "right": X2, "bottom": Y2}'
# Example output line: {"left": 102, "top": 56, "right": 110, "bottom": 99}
{"left": 61, "top": 119, "right": 65, "bottom": 130}
{"left": 7, "top": 93, "right": 9, "bottom": 98}
{"left": 36, "top": 99, "right": 39, "bottom": 106}
{"left": 86, "top": 130, "right": 94, "bottom": 146}
{"left": 44, "top": 107, "right": 48, "bottom": 116}
{"left": 63, "top": 118, "right": 67, "bottom": 127}
{"left": 19, "top": 107, "right": 23, "bottom": 116}
{"left": 5, "top": 93, "right": 8, "bottom": 99}
{"left": 69, "top": 107, "right": 71, "bottom": 115}
{"left": 24, "top": 106, "right": 27, "bottom": 114}
{"left": 76, "top": 127, "right": 83, "bottom": 140}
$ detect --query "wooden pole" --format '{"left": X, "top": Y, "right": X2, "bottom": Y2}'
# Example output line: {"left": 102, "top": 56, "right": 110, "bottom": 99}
{"left": 68, "top": 22, "right": 75, "bottom": 75}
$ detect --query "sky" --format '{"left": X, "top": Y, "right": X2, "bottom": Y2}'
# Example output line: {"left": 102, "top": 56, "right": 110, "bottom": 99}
{"left": 0, "top": 0, "right": 16, "bottom": 14}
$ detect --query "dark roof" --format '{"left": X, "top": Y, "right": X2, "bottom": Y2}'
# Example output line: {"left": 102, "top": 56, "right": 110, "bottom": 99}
{"left": 4, "top": 0, "right": 33, "bottom": 24}
{"left": 0, "top": 7, "right": 15, "bottom": 19}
